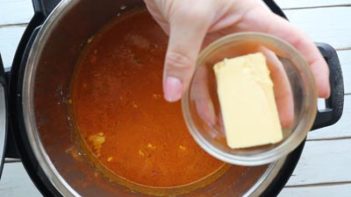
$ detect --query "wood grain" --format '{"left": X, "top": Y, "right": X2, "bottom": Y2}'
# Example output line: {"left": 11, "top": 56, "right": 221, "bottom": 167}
{"left": 285, "top": 7, "right": 351, "bottom": 50}
{"left": 280, "top": 183, "right": 351, "bottom": 197}
{"left": 0, "top": 163, "right": 42, "bottom": 197}
{"left": 286, "top": 139, "right": 351, "bottom": 186}
{"left": 0, "top": 0, "right": 33, "bottom": 26}
{"left": 0, "top": 0, "right": 351, "bottom": 196}
{"left": 278, "top": 0, "right": 351, "bottom": 9}
{"left": 0, "top": 26, "right": 27, "bottom": 69}
{"left": 308, "top": 96, "right": 351, "bottom": 140}
{"left": 337, "top": 50, "right": 351, "bottom": 94}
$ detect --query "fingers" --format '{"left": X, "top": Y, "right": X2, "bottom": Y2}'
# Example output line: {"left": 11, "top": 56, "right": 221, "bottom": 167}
{"left": 272, "top": 18, "right": 330, "bottom": 98}
{"left": 163, "top": 4, "right": 213, "bottom": 102}
{"left": 261, "top": 48, "right": 294, "bottom": 128}
{"left": 241, "top": 8, "right": 330, "bottom": 98}
{"left": 191, "top": 64, "right": 217, "bottom": 126}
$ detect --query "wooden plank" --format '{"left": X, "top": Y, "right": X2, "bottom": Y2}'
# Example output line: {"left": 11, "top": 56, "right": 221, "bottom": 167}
{"left": 308, "top": 51, "right": 351, "bottom": 140}
{"left": 285, "top": 7, "right": 351, "bottom": 50}
{"left": 0, "top": 0, "right": 33, "bottom": 26}
{"left": 0, "top": 163, "right": 42, "bottom": 197}
{"left": 308, "top": 96, "right": 351, "bottom": 140}
{"left": 0, "top": 26, "right": 27, "bottom": 69}
{"left": 337, "top": 50, "right": 351, "bottom": 94}
{"left": 2, "top": 146, "right": 350, "bottom": 197}
{"left": 286, "top": 139, "right": 351, "bottom": 186}
{"left": 280, "top": 183, "right": 351, "bottom": 197}
{"left": 0, "top": 3, "right": 350, "bottom": 69}
{"left": 0, "top": 1, "right": 349, "bottom": 195}
{"left": 277, "top": 0, "right": 351, "bottom": 9}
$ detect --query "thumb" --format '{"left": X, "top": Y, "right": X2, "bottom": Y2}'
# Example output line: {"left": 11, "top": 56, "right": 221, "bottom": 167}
{"left": 163, "top": 8, "right": 212, "bottom": 102}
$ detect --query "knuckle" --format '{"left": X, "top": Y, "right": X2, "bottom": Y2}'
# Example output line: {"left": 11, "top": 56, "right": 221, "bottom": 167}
{"left": 289, "top": 30, "right": 308, "bottom": 52}
{"left": 187, "top": 8, "right": 209, "bottom": 23}
{"left": 165, "top": 51, "right": 194, "bottom": 70}
{"left": 188, "top": 9, "right": 207, "bottom": 20}
{"left": 174, "top": 5, "right": 209, "bottom": 22}
{"left": 291, "top": 37, "right": 304, "bottom": 51}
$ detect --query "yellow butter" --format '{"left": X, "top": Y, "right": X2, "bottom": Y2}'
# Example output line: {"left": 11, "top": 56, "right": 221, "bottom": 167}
{"left": 214, "top": 53, "right": 283, "bottom": 149}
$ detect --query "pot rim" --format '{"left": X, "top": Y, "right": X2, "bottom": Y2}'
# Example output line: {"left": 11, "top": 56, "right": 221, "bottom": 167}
{"left": 22, "top": 0, "right": 78, "bottom": 196}
{"left": 22, "top": 0, "right": 289, "bottom": 196}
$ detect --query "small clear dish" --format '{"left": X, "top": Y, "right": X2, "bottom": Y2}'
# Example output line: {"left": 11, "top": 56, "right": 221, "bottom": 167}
{"left": 182, "top": 32, "right": 317, "bottom": 166}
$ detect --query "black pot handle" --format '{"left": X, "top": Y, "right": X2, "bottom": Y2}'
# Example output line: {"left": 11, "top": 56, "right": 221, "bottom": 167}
{"left": 32, "top": 0, "right": 61, "bottom": 17}
{"left": 264, "top": 0, "right": 288, "bottom": 19}
{"left": 311, "top": 43, "right": 344, "bottom": 130}
{"left": 4, "top": 2, "right": 48, "bottom": 159}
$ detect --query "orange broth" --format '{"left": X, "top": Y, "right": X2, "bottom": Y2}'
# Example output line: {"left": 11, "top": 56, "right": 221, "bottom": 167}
{"left": 71, "top": 10, "right": 225, "bottom": 190}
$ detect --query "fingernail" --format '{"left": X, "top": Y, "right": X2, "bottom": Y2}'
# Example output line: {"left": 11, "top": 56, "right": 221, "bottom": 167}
{"left": 164, "top": 76, "right": 183, "bottom": 102}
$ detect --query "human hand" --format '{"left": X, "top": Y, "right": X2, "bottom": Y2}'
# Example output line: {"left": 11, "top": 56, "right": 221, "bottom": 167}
{"left": 144, "top": 0, "right": 330, "bottom": 127}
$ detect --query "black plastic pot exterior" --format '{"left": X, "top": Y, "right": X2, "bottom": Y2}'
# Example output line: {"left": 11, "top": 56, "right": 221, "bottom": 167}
{"left": 4, "top": 0, "right": 343, "bottom": 196}
{"left": 0, "top": 54, "right": 7, "bottom": 179}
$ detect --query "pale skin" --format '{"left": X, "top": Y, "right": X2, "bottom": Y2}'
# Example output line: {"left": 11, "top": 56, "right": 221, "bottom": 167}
{"left": 144, "top": 0, "right": 330, "bottom": 127}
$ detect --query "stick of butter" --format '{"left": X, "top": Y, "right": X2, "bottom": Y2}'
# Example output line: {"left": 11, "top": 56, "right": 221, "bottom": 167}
{"left": 213, "top": 53, "right": 283, "bottom": 149}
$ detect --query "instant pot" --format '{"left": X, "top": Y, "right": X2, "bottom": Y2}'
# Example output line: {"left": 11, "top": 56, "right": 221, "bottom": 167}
{"left": 0, "top": 0, "right": 344, "bottom": 196}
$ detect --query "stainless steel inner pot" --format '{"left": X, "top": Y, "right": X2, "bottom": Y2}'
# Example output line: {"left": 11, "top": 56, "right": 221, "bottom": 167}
{"left": 22, "top": 0, "right": 290, "bottom": 196}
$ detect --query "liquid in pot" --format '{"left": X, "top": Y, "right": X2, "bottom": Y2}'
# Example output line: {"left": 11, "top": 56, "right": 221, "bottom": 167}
{"left": 71, "top": 10, "right": 227, "bottom": 194}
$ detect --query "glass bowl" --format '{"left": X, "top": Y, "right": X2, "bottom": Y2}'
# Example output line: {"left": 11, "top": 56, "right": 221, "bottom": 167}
{"left": 182, "top": 32, "right": 317, "bottom": 166}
